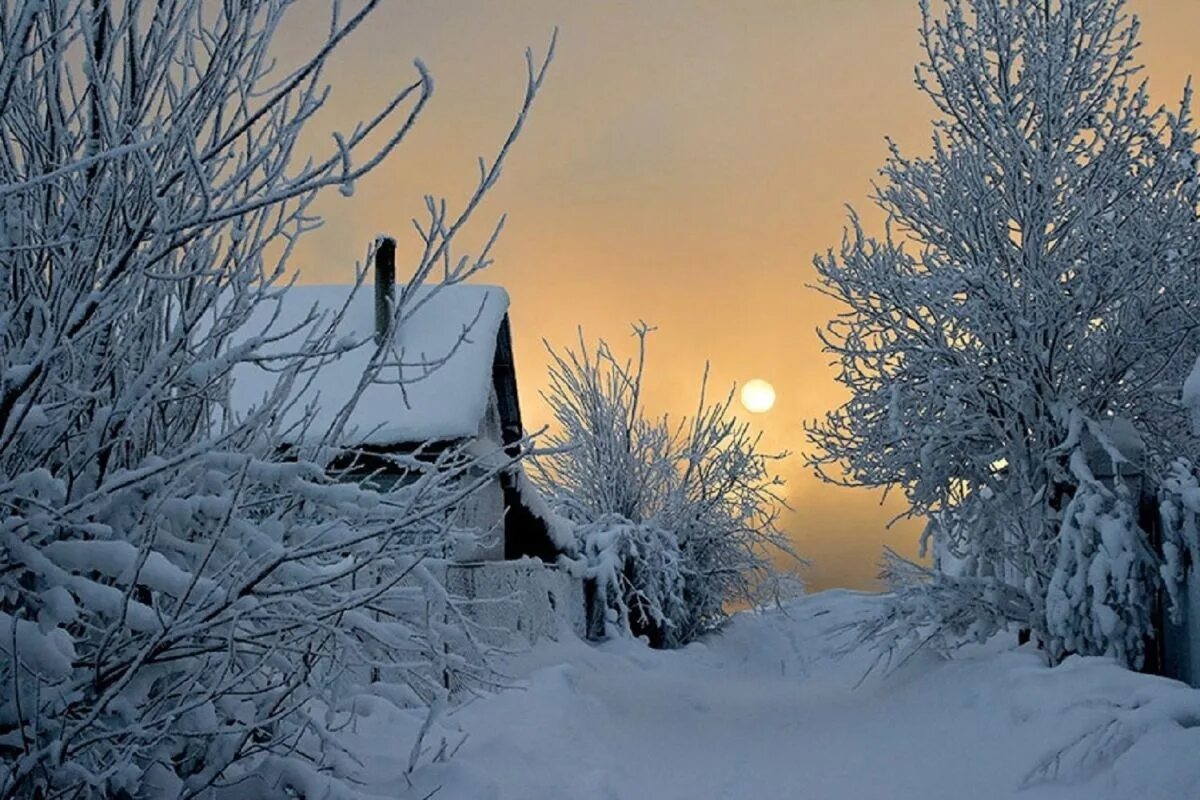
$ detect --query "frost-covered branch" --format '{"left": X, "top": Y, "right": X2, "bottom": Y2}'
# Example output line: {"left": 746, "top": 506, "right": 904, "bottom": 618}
{"left": 0, "top": 2, "right": 554, "bottom": 796}
{"left": 807, "top": 0, "right": 1200, "bottom": 663}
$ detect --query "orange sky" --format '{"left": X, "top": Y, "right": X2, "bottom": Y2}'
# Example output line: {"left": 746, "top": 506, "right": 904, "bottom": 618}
{"left": 281, "top": 1, "right": 1200, "bottom": 591}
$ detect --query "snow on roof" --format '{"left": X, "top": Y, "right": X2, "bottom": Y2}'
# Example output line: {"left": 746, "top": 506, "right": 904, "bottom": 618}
{"left": 228, "top": 283, "right": 509, "bottom": 446}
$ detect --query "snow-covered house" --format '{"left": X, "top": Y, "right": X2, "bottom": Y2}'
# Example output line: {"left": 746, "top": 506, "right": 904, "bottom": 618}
{"left": 227, "top": 240, "right": 582, "bottom": 641}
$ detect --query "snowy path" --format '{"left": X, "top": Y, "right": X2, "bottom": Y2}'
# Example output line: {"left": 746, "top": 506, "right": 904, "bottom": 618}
{"left": 350, "top": 592, "right": 1200, "bottom": 800}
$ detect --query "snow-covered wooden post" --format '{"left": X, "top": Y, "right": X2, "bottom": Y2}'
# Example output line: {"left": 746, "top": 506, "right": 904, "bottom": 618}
{"left": 374, "top": 236, "right": 396, "bottom": 344}
{"left": 1161, "top": 363, "right": 1200, "bottom": 686}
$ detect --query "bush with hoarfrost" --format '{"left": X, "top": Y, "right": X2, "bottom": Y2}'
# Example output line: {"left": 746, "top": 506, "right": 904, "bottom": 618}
{"left": 533, "top": 325, "right": 799, "bottom": 648}
{"left": 0, "top": 2, "right": 553, "bottom": 796}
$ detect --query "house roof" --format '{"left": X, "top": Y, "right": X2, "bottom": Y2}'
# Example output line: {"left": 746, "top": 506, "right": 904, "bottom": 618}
{"left": 227, "top": 282, "right": 510, "bottom": 446}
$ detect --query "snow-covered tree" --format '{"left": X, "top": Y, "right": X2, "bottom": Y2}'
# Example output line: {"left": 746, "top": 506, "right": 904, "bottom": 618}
{"left": 0, "top": 2, "right": 553, "bottom": 796}
{"left": 534, "top": 325, "right": 798, "bottom": 647}
{"left": 807, "top": 0, "right": 1200, "bottom": 664}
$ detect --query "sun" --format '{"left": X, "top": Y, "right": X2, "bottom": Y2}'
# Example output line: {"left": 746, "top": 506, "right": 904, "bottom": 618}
{"left": 740, "top": 378, "right": 776, "bottom": 414}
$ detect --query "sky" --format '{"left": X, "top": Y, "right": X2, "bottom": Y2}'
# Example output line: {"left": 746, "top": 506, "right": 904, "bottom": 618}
{"left": 281, "top": 0, "right": 1200, "bottom": 591}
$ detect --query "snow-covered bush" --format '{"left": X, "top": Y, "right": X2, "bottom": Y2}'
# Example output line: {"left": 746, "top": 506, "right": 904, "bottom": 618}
{"left": 1045, "top": 455, "right": 1159, "bottom": 668}
{"left": 578, "top": 515, "right": 689, "bottom": 645}
{"left": 534, "top": 325, "right": 797, "bottom": 647}
{"left": 807, "top": 0, "right": 1200, "bottom": 663}
{"left": 0, "top": 2, "right": 553, "bottom": 796}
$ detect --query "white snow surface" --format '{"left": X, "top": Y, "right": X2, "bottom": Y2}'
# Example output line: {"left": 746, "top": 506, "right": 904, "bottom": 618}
{"left": 228, "top": 283, "right": 508, "bottom": 445}
{"left": 330, "top": 591, "right": 1200, "bottom": 800}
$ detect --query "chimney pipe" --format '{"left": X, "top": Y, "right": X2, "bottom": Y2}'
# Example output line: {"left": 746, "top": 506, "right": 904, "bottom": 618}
{"left": 374, "top": 236, "right": 396, "bottom": 345}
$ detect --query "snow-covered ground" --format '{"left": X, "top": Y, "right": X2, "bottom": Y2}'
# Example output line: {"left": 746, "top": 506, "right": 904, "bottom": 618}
{"left": 339, "top": 591, "right": 1200, "bottom": 800}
